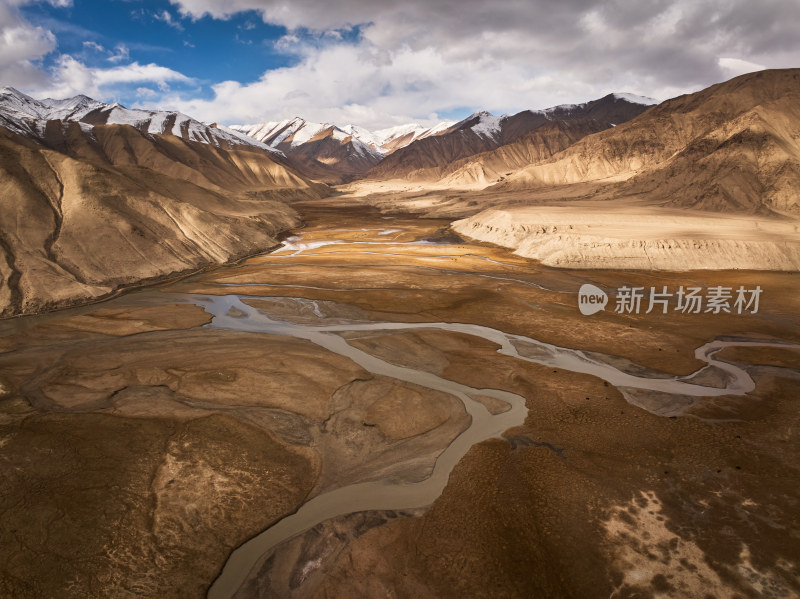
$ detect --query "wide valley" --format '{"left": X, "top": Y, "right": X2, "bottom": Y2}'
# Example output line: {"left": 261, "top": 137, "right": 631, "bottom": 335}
{"left": 1, "top": 200, "right": 799, "bottom": 598}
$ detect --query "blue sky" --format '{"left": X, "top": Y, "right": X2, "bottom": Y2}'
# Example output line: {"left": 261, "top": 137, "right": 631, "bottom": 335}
{"left": 2, "top": 0, "right": 798, "bottom": 129}
{"left": 18, "top": 1, "right": 294, "bottom": 101}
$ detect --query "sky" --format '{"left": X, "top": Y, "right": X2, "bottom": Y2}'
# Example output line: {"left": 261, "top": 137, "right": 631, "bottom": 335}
{"left": 2, "top": 0, "right": 799, "bottom": 130}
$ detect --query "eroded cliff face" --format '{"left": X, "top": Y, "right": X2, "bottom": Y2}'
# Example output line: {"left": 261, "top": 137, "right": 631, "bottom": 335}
{"left": 452, "top": 208, "right": 800, "bottom": 270}
{"left": 0, "top": 124, "right": 324, "bottom": 316}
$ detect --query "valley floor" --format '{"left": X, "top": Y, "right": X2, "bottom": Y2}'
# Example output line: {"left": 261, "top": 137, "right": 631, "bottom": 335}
{"left": 0, "top": 200, "right": 798, "bottom": 598}
{"left": 337, "top": 180, "right": 800, "bottom": 271}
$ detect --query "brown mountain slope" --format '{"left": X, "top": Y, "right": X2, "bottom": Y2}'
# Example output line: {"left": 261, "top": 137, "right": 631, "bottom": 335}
{"left": 496, "top": 69, "right": 800, "bottom": 215}
{"left": 40, "top": 120, "right": 318, "bottom": 193}
{"left": 438, "top": 119, "right": 609, "bottom": 187}
{"left": 274, "top": 129, "right": 382, "bottom": 184}
{"left": 0, "top": 123, "right": 324, "bottom": 317}
{"left": 231, "top": 119, "right": 383, "bottom": 184}
{"left": 446, "top": 71, "right": 800, "bottom": 270}
{"left": 365, "top": 117, "right": 500, "bottom": 180}
{"left": 365, "top": 94, "right": 651, "bottom": 181}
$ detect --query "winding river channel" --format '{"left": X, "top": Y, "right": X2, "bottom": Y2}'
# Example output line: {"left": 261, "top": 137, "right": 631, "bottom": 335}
{"left": 192, "top": 216, "right": 800, "bottom": 598}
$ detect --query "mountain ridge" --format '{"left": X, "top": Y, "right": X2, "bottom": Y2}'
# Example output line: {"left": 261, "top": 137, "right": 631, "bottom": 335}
{"left": 490, "top": 68, "right": 800, "bottom": 215}
{"left": 0, "top": 87, "right": 277, "bottom": 154}
{"left": 363, "top": 93, "right": 654, "bottom": 181}
{"left": 0, "top": 88, "right": 326, "bottom": 317}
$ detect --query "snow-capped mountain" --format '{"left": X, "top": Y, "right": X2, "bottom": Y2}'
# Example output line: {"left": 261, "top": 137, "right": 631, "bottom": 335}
{"left": 367, "top": 93, "right": 656, "bottom": 180}
{"left": 229, "top": 116, "right": 459, "bottom": 182}
{"left": 367, "top": 121, "right": 455, "bottom": 153}
{"left": 610, "top": 93, "right": 658, "bottom": 105}
{"left": 0, "top": 89, "right": 327, "bottom": 318}
{"left": 230, "top": 117, "right": 388, "bottom": 182}
{"left": 445, "top": 93, "right": 657, "bottom": 142}
{"left": 232, "top": 117, "right": 379, "bottom": 158}
{"left": 0, "top": 87, "right": 278, "bottom": 153}
{"left": 339, "top": 123, "right": 386, "bottom": 152}
{"left": 1, "top": 86, "right": 658, "bottom": 186}
{"left": 233, "top": 117, "right": 456, "bottom": 157}
{"left": 450, "top": 111, "right": 504, "bottom": 139}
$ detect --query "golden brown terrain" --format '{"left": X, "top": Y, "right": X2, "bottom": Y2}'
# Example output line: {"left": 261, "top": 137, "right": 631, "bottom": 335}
{"left": 1, "top": 66, "right": 799, "bottom": 599}
{"left": 343, "top": 69, "right": 800, "bottom": 272}
{"left": 365, "top": 94, "right": 650, "bottom": 182}
{"left": 0, "top": 121, "right": 326, "bottom": 318}
{"left": 0, "top": 202, "right": 798, "bottom": 598}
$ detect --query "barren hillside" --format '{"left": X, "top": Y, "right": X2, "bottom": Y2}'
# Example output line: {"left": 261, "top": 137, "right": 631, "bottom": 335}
{"left": 366, "top": 94, "right": 652, "bottom": 181}
{"left": 0, "top": 117, "right": 325, "bottom": 316}
{"left": 495, "top": 69, "right": 800, "bottom": 215}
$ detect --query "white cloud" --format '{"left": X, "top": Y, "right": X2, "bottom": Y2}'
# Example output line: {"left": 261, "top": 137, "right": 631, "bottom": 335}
{"left": 154, "top": 9, "right": 184, "bottom": 31}
{"left": 82, "top": 40, "right": 104, "bottom": 52}
{"left": 160, "top": 0, "right": 800, "bottom": 128}
{"left": 80, "top": 40, "right": 131, "bottom": 64}
{"left": 38, "top": 55, "right": 193, "bottom": 100}
{"left": 107, "top": 44, "right": 130, "bottom": 64}
{"left": 718, "top": 57, "right": 766, "bottom": 79}
{"left": 5, "top": 0, "right": 798, "bottom": 131}
{"left": 164, "top": 40, "right": 603, "bottom": 129}
{"left": 136, "top": 86, "right": 158, "bottom": 98}
{"left": 1, "top": 0, "right": 195, "bottom": 104}
{"left": 0, "top": 0, "right": 57, "bottom": 89}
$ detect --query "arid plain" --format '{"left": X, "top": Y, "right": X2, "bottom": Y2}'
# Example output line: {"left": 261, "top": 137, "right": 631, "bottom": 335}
{"left": 1, "top": 201, "right": 798, "bottom": 598}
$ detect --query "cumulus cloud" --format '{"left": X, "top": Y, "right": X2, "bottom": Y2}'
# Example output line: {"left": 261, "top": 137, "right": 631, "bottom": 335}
{"left": 37, "top": 55, "right": 193, "bottom": 99}
{"left": 161, "top": 0, "right": 800, "bottom": 127}
{"left": 0, "top": 0, "right": 58, "bottom": 89}
{"left": 5, "top": 0, "right": 800, "bottom": 129}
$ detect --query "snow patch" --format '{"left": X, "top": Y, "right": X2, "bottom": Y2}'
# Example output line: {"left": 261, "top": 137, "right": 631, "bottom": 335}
{"left": 467, "top": 112, "right": 503, "bottom": 139}
{"left": 613, "top": 93, "right": 658, "bottom": 105}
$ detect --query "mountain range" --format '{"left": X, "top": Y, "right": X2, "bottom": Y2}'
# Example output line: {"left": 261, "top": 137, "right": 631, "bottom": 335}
{"left": 228, "top": 94, "right": 654, "bottom": 183}
{"left": 0, "top": 88, "right": 275, "bottom": 153}
{"left": 229, "top": 118, "right": 385, "bottom": 183}
{"left": 228, "top": 117, "right": 461, "bottom": 183}
{"left": 488, "top": 68, "right": 800, "bottom": 215}
{"left": 447, "top": 69, "right": 800, "bottom": 270}
{"left": 365, "top": 93, "right": 655, "bottom": 182}
{"left": 1, "top": 68, "right": 798, "bottom": 315}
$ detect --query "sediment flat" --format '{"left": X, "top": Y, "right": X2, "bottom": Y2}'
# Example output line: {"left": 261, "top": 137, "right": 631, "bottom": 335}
{"left": 452, "top": 204, "right": 800, "bottom": 270}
